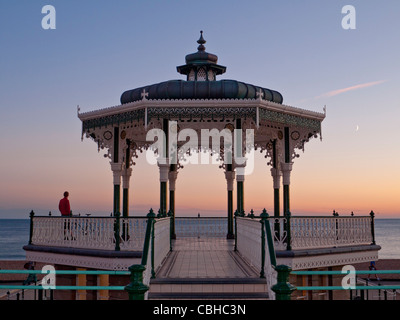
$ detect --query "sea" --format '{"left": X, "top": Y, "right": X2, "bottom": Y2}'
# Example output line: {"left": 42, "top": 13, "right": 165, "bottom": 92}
{"left": 0, "top": 219, "right": 399, "bottom": 260}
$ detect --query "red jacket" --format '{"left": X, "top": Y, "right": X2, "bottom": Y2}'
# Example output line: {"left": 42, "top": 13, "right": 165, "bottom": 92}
{"left": 59, "top": 197, "right": 71, "bottom": 216}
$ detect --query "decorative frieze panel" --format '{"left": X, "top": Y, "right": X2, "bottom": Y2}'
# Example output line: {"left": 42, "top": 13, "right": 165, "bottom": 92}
{"left": 259, "top": 108, "right": 322, "bottom": 132}
{"left": 82, "top": 109, "right": 146, "bottom": 131}
{"left": 79, "top": 99, "right": 325, "bottom": 173}
{"left": 147, "top": 106, "right": 257, "bottom": 122}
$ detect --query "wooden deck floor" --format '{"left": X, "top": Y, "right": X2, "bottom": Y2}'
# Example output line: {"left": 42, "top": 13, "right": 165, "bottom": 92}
{"left": 157, "top": 238, "right": 259, "bottom": 279}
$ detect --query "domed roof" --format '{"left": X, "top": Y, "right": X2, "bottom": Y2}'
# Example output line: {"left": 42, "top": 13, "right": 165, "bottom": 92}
{"left": 177, "top": 31, "right": 226, "bottom": 77}
{"left": 184, "top": 31, "right": 218, "bottom": 65}
{"left": 120, "top": 32, "right": 283, "bottom": 105}
{"left": 120, "top": 79, "right": 283, "bottom": 104}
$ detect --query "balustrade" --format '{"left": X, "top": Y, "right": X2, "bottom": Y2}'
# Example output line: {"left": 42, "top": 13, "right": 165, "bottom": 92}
{"left": 30, "top": 215, "right": 148, "bottom": 251}
{"left": 268, "top": 215, "right": 374, "bottom": 250}
{"left": 28, "top": 212, "right": 375, "bottom": 253}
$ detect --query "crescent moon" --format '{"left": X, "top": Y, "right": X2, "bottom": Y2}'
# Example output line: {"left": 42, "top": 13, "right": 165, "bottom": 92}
{"left": 356, "top": 125, "right": 359, "bottom": 132}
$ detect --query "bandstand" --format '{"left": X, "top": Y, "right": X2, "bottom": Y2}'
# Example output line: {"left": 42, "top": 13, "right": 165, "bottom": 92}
{"left": 23, "top": 32, "right": 380, "bottom": 300}
{"left": 77, "top": 31, "right": 325, "bottom": 237}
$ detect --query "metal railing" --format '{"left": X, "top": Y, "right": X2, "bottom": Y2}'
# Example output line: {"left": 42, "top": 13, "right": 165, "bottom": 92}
{"left": 18, "top": 209, "right": 379, "bottom": 300}
{"left": 125, "top": 209, "right": 171, "bottom": 300}
{"left": 3, "top": 209, "right": 172, "bottom": 300}
{"left": 234, "top": 209, "right": 277, "bottom": 299}
{"left": 28, "top": 210, "right": 376, "bottom": 252}
{"left": 272, "top": 267, "right": 400, "bottom": 300}
{"left": 268, "top": 211, "right": 376, "bottom": 250}
{"left": 28, "top": 211, "right": 148, "bottom": 252}
{"left": 0, "top": 269, "right": 130, "bottom": 300}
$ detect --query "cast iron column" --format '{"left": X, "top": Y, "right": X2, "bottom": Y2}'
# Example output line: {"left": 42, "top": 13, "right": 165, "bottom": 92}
{"left": 236, "top": 165, "right": 245, "bottom": 215}
{"left": 169, "top": 166, "right": 178, "bottom": 239}
{"left": 122, "top": 139, "right": 132, "bottom": 217}
{"left": 225, "top": 168, "right": 235, "bottom": 239}
{"left": 111, "top": 126, "right": 122, "bottom": 216}
{"left": 282, "top": 127, "right": 293, "bottom": 215}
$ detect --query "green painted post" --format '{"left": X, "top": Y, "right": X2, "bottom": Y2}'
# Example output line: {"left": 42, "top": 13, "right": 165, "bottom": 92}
{"left": 29, "top": 210, "right": 35, "bottom": 245}
{"left": 283, "top": 127, "right": 291, "bottom": 216}
{"left": 260, "top": 210, "right": 268, "bottom": 279}
{"left": 234, "top": 210, "right": 238, "bottom": 251}
{"left": 114, "top": 212, "right": 121, "bottom": 251}
{"left": 141, "top": 209, "right": 155, "bottom": 265}
{"left": 167, "top": 210, "right": 173, "bottom": 251}
{"left": 333, "top": 210, "right": 339, "bottom": 242}
{"left": 227, "top": 188, "right": 234, "bottom": 239}
{"left": 370, "top": 210, "right": 376, "bottom": 245}
{"left": 122, "top": 188, "right": 129, "bottom": 217}
{"left": 123, "top": 139, "right": 131, "bottom": 218}
{"left": 151, "top": 218, "right": 156, "bottom": 279}
{"left": 160, "top": 182, "right": 167, "bottom": 216}
{"left": 169, "top": 189, "right": 176, "bottom": 239}
{"left": 284, "top": 211, "right": 292, "bottom": 251}
{"left": 237, "top": 181, "right": 244, "bottom": 214}
{"left": 262, "top": 209, "right": 277, "bottom": 267}
{"left": 113, "top": 185, "right": 120, "bottom": 216}
{"left": 124, "top": 265, "right": 149, "bottom": 300}
{"left": 271, "top": 265, "right": 296, "bottom": 300}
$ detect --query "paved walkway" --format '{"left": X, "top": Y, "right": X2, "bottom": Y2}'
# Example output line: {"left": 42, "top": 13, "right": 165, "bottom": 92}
{"left": 157, "top": 238, "right": 259, "bottom": 279}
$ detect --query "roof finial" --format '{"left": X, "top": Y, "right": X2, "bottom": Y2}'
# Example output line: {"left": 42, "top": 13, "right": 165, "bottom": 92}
{"left": 197, "top": 30, "right": 206, "bottom": 52}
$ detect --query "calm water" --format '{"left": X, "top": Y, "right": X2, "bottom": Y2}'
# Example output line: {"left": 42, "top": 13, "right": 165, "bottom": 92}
{"left": 0, "top": 218, "right": 399, "bottom": 260}
{"left": 0, "top": 219, "right": 30, "bottom": 260}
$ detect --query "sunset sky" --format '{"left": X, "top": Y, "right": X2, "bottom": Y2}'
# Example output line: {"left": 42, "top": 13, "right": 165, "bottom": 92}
{"left": 1, "top": 1, "right": 399, "bottom": 219}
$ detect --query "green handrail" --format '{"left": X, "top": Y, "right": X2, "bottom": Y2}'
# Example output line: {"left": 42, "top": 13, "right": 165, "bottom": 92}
{"left": 262, "top": 210, "right": 277, "bottom": 268}
{"left": 0, "top": 269, "right": 129, "bottom": 291}
{"left": 292, "top": 270, "right": 400, "bottom": 275}
{"left": 124, "top": 208, "right": 155, "bottom": 300}
{"left": 0, "top": 270, "right": 129, "bottom": 275}
{"left": 296, "top": 285, "right": 400, "bottom": 291}
{"left": 273, "top": 267, "right": 400, "bottom": 300}
{"left": 0, "top": 285, "right": 125, "bottom": 291}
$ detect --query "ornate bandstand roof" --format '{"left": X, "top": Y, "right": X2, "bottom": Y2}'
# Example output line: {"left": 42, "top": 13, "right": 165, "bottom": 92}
{"left": 121, "top": 31, "right": 282, "bottom": 104}
{"left": 78, "top": 31, "right": 326, "bottom": 165}
{"left": 120, "top": 79, "right": 283, "bottom": 105}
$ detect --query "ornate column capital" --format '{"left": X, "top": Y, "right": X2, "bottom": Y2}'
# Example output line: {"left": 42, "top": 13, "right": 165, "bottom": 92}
{"left": 281, "top": 162, "right": 293, "bottom": 185}
{"left": 158, "top": 158, "right": 170, "bottom": 182}
{"left": 270, "top": 167, "right": 282, "bottom": 189}
{"left": 225, "top": 171, "right": 236, "bottom": 191}
{"left": 110, "top": 162, "right": 123, "bottom": 185}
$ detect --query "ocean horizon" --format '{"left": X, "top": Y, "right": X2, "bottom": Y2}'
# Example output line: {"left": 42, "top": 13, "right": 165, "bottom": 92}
{"left": 0, "top": 218, "right": 399, "bottom": 261}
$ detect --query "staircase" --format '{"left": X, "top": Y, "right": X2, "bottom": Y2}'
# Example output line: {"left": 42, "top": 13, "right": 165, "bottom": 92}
{"left": 148, "top": 239, "right": 270, "bottom": 300}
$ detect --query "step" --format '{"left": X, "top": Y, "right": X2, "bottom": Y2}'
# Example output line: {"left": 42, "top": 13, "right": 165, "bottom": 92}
{"left": 148, "top": 292, "right": 269, "bottom": 300}
{"left": 148, "top": 277, "right": 269, "bottom": 300}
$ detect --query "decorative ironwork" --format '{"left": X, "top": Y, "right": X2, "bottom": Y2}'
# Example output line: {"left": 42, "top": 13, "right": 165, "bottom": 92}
{"left": 82, "top": 109, "right": 146, "bottom": 131}
{"left": 273, "top": 216, "right": 374, "bottom": 250}
{"left": 259, "top": 108, "right": 322, "bottom": 131}
{"left": 31, "top": 216, "right": 148, "bottom": 251}
{"left": 147, "top": 107, "right": 257, "bottom": 122}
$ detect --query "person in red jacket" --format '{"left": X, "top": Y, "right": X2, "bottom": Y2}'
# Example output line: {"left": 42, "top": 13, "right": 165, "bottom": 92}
{"left": 59, "top": 191, "right": 71, "bottom": 216}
